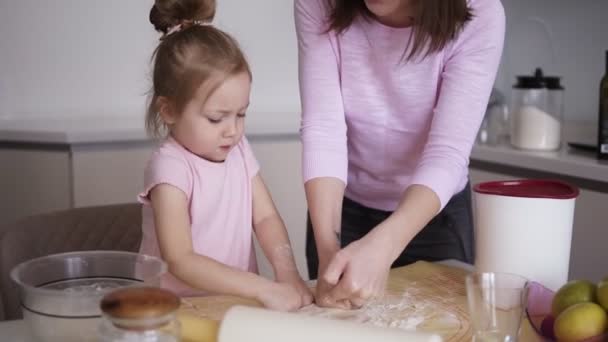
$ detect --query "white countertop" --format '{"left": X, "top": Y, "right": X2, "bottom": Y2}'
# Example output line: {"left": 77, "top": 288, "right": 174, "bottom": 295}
{"left": 0, "top": 115, "right": 149, "bottom": 144}
{"left": 0, "top": 112, "right": 300, "bottom": 144}
{"left": 470, "top": 121, "right": 608, "bottom": 184}
{"left": 470, "top": 143, "right": 608, "bottom": 184}
{"left": 0, "top": 320, "right": 27, "bottom": 342}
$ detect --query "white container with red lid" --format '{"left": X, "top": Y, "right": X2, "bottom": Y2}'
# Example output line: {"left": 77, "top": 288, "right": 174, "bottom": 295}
{"left": 473, "top": 179, "right": 579, "bottom": 291}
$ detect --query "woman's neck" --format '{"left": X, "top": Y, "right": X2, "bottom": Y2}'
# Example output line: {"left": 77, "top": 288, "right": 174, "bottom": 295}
{"left": 373, "top": 2, "right": 414, "bottom": 28}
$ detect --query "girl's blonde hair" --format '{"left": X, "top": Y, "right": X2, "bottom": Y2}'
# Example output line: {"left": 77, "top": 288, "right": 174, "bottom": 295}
{"left": 147, "top": 0, "right": 251, "bottom": 137}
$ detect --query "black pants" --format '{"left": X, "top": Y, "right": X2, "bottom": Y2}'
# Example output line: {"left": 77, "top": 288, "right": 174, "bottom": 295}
{"left": 306, "top": 184, "right": 475, "bottom": 280}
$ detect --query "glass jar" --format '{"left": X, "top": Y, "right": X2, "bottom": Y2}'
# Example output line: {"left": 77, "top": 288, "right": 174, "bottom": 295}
{"left": 98, "top": 287, "right": 181, "bottom": 342}
{"left": 478, "top": 103, "right": 510, "bottom": 146}
{"left": 510, "top": 68, "right": 564, "bottom": 151}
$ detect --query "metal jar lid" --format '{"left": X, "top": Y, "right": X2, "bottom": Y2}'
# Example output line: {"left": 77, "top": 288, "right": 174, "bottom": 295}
{"left": 100, "top": 286, "right": 180, "bottom": 330}
{"left": 514, "top": 68, "right": 564, "bottom": 90}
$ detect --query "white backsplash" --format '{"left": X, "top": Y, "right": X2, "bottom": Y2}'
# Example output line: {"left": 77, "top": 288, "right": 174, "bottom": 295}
{"left": 496, "top": 0, "right": 608, "bottom": 122}
{"left": 0, "top": 1, "right": 606, "bottom": 124}
{"left": 0, "top": 0, "right": 300, "bottom": 123}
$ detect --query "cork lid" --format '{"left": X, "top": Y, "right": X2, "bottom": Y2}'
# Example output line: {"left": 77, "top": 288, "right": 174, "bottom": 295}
{"left": 100, "top": 286, "right": 180, "bottom": 320}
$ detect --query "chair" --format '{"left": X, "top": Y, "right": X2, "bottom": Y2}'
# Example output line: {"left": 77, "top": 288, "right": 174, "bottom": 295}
{"left": 0, "top": 203, "right": 142, "bottom": 320}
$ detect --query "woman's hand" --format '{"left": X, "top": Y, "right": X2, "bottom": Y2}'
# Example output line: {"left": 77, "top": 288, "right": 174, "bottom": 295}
{"left": 255, "top": 280, "right": 304, "bottom": 312}
{"left": 321, "top": 229, "right": 395, "bottom": 308}
{"left": 314, "top": 258, "right": 353, "bottom": 310}
{"left": 319, "top": 185, "right": 441, "bottom": 308}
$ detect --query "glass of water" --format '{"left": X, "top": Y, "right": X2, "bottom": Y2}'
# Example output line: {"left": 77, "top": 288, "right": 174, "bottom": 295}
{"left": 466, "top": 272, "right": 528, "bottom": 342}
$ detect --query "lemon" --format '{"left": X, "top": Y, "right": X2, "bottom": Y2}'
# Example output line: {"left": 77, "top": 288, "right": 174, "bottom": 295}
{"left": 178, "top": 312, "right": 219, "bottom": 342}
{"left": 554, "top": 302, "right": 607, "bottom": 341}
{"left": 551, "top": 280, "right": 597, "bottom": 317}
{"left": 597, "top": 278, "right": 608, "bottom": 311}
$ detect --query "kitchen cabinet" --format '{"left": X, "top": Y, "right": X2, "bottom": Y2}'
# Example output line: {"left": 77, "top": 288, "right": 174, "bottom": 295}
{"left": 250, "top": 139, "right": 308, "bottom": 280}
{"left": 0, "top": 149, "right": 71, "bottom": 225}
{"left": 71, "top": 144, "right": 153, "bottom": 207}
{"left": 0, "top": 143, "right": 154, "bottom": 226}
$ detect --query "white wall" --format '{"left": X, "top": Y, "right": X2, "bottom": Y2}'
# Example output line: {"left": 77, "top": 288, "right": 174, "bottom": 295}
{"left": 215, "top": 1, "right": 300, "bottom": 117}
{"left": 1, "top": 1, "right": 607, "bottom": 123}
{"left": 0, "top": 0, "right": 300, "bottom": 123}
{"left": 496, "top": 0, "right": 608, "bottom": 122}
{"left": 0, "top": 1, "right": 156, "bottom": 118}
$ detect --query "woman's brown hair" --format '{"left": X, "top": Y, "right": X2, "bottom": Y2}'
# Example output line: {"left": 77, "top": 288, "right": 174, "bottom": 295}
{"left": 146, "top": 0, "right": 251, "bottom": 137}
{"left": 327, "top": 0, "right": 473, "bottom": 61}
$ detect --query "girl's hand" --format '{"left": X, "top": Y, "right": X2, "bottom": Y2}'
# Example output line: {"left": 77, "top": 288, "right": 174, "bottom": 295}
{"left": 277, "top": 272, "right": 314, "bottom": 307}
{"left": 271, "top": 244, "right": 314, "bottom": 306}
{"left": 255, "top": 281, "right": 303, "bottom": 312}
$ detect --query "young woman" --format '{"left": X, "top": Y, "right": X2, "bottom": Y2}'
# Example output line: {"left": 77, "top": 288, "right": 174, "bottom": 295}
{"left": 295, "top": 0, "right": 505, "bottom": 308}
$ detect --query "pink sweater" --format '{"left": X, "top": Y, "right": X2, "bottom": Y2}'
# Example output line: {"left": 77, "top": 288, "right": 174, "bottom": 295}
{"left": 295, "top": 0, "right": 505, "bottom": 211}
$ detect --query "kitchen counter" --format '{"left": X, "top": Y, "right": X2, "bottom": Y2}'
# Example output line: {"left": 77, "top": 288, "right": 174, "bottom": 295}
{"left": 470, "top": 120, "right": 608, "bottom": 190}
{"left": 0, "top": 112, "right": 300, "bottom": 145}
{"left": 0, "top": 115, "right": 149, "bottom": 144}
{"left": 3, "top": 115, "right": 605, "bottom": 186}
{"left": 470, "top": 143, "right": 608, "bottom": 186}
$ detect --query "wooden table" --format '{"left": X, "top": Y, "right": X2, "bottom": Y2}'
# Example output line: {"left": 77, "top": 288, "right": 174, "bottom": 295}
{"left": 178, "top": 261, "right": 542, "bottom": 342}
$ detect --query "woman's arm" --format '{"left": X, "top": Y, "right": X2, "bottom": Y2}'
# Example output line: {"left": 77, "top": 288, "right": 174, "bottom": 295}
{"left": 295, "top": 0, "right": 348, "bottom": 254}
{"left": 408, "top": 0, "right": 506, "bottom": 210}
{"left": 251, "top": 174, "right": 313, "bottom": 306}
{"left": 324, "top": 185, "right": 439, "bottom": 307}
{"left": 375, "top": 0, "right": 508, "bottom": 256}
{"left": 304, "top": 178, "right": 344, "bottom": 265}
{"left": 343, "top": 185, "right": 440, "bottom": 270}
{"left": 305, "top": 178, "right": 352, "bottom": 309}
{"left": 295, "top": 0, "right": 352, "bottom": 308}
{"left": 150, "top": 184, "right": 302, "bottom": 311}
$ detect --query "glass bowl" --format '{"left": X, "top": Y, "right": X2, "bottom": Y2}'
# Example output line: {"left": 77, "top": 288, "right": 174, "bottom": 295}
{"left": 526, "top": 281, "right": 607, "bottom": 341}
{"left": 10, "top": 251, "right": 166, "bottom": 342}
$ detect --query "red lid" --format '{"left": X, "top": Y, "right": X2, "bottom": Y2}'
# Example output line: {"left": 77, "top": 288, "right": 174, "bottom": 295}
{"left": 473, "top": 179, "right": 579, "bottom": 199}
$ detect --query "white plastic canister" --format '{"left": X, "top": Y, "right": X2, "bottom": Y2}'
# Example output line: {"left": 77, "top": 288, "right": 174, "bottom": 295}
{"left": 473, "top": 179, "right": 579, "bottom": 291}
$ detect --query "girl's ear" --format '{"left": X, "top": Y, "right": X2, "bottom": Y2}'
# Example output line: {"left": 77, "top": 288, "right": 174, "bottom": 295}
{"left": 157, "top": 96, "right": 177, "bottom": 125}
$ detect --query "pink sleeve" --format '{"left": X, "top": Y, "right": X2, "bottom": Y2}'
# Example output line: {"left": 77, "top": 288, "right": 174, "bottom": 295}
{"left": 240, "top": 136, "right": 260, "bottom": 179}
{"left": 138, "top": 152, "right": 193, "bottom": 205}
{"left": 294, "top": 0, "right": 348, "bottom": 185}
{"left": 409, "top": 0, "right": 506, "bottom": 209}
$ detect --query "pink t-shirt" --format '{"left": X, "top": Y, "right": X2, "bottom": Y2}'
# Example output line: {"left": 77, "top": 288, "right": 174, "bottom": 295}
{"left": 295, "top": 0, "right": 505, "bottom": 211}
{"left": 138, "top": 136, "right": 260, "bottom": 297}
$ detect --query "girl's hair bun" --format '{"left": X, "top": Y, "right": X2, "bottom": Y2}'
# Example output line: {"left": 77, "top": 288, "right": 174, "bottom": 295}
{"left": 149, "top": 0, "right": 216, "bottom": 34}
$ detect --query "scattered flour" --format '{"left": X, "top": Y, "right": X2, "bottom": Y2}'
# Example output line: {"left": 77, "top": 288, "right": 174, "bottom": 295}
{"left": 297, "top": 282, "right": 462, "bottom": 334}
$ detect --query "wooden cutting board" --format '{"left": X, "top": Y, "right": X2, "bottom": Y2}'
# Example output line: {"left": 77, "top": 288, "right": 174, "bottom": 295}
{"left": 178, "top": 261, "right": 541, "bottom": 342}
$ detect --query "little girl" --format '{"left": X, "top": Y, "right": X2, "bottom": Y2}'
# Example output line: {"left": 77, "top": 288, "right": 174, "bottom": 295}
{"left": 138, "top": 0, "right": 312, "bottom": 311}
